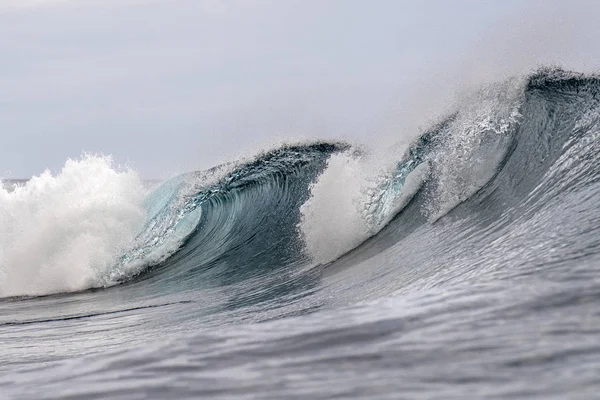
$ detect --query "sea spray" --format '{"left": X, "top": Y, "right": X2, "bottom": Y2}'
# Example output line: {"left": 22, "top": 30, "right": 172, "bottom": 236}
{"left": 0, "top": 155, "right": 146, "bottom": 297}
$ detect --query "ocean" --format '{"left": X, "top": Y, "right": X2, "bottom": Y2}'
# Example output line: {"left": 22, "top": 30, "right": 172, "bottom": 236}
{"left": 2, "top": 68, "right": 600, "bottom": 399}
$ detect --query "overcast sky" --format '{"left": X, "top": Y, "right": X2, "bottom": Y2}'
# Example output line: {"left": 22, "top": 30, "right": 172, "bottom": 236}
{"left": 1, "top": 0, "right": 599, "bottom": 178}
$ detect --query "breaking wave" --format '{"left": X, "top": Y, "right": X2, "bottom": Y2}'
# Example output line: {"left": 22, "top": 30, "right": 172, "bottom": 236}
{"left": 2, "top": 67, "right": 599, "bottom": 298}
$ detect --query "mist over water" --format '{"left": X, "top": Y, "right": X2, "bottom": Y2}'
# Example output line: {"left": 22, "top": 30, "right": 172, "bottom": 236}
{"left": 1, "top": 1, "right": 599, "bottom": 178}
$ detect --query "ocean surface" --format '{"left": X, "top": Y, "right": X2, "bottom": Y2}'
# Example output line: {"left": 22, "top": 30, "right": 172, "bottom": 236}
{"left": 2, "top": 68, "right": 600, "bottom": 399}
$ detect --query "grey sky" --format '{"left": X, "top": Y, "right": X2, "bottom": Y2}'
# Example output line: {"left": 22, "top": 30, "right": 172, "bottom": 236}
{"left": 1, "top": 0, "right": 599, "bottom": 178}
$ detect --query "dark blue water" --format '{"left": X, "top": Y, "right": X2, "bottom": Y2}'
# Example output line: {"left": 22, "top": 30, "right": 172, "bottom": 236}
{"left": 2, "top": 68, "right": 600, "bottom": 399}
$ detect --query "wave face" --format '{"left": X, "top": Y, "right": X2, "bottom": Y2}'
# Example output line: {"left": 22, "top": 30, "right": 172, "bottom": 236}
{"left": 3, "top": 68, "right": 600, "bottom": 399}
{"left": 109, "top": 142, "right": 348, "bottom": 290}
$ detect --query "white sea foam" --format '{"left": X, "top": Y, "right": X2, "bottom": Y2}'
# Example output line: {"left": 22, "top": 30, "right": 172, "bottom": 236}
{"left": 299, "top": 148, "right": 428, "bottom": 264}
{"left": 0, "top": 155, "right": 146, "bottom": 297}
{"left": 298, "top": 152, "right": 373, "bottom": 264}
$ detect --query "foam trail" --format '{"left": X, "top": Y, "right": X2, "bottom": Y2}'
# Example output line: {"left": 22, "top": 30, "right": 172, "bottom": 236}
{"left": 0, "top": 155, "right": 146, "bottom": 297}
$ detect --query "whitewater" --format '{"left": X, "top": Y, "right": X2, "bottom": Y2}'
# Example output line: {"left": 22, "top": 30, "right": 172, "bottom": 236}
{"left": 2, "top": 68, "right": 600, "bottom": 399}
